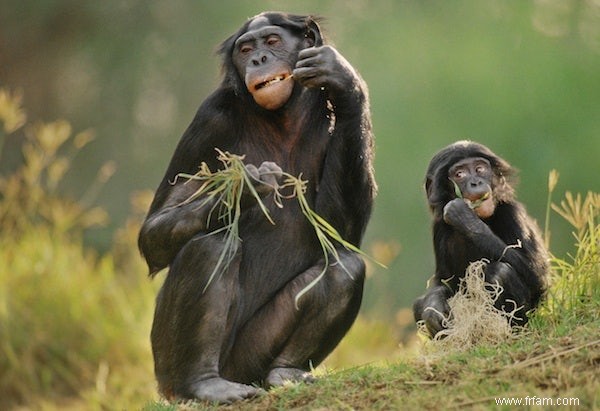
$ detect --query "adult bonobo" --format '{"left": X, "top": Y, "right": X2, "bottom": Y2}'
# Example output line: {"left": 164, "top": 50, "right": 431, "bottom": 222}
{"left": 138, "top": 12, "right": 376, "bottom": 403}
{"left": 413, "top": 141, "right": 548, "bottom": 338}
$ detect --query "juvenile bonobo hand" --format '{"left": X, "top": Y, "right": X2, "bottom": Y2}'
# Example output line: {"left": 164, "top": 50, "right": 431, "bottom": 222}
{"left": 422, "top": 305, "right": 450, "bottom": 337}
{"left": 245, "top": 161, "right": 283, "bottom": 195}
{"left": 443, "top": 198, "right": 481, "bottom": 228}
{"left": 414, "top": 288, "right": 451, "bottom": 337}
{"left": 293, "top": 46, "right": 357, "bottom": 93}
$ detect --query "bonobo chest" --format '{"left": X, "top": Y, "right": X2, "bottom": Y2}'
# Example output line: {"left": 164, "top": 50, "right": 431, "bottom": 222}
{"left": 238, "top": 124, "right": 330, "bottom": 182}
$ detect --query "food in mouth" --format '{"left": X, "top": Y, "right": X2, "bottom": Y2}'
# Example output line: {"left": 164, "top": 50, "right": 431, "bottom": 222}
{"left": 254, "top": 74, "right": 292, "bottom": 91}
{"left": 465, "top": 191, "right": 490, "bottom": 210}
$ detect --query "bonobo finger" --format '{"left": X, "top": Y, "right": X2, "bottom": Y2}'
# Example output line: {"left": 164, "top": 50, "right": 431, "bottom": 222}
{"left": 258, "top": 161, "right": 282, "bottom": 188}
{"left": 292, "top": 67, "right": 319, "bottom": 81}
{"left": 297, "top": 46, "right": 321, "bottom": 61}
{"left": 266, "top": 367, "right": 315, "bottom": 388}
{"left": 258, "top": 161, "right": 282, "bottom": 178}
{"left": 422, "top": 306, "right": 448, "bottom": 337}
{"left": 443, "top": 198, "right": 470, "bottom": 224}
{"left": 191, "top": 377, "right": 263, "bottom": 404}
{"left": 295, "top": 55, "right": 323, "bottom": 69}
{"left": 426, "top": 316, "right": 445, "bottom": 337}
{"left": 245, "top": 164, "right": 260, "bottom": 181}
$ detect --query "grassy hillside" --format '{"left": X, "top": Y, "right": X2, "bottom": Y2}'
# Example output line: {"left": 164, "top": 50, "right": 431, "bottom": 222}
{"left": 155, "top": 317, "right": 598, "bottom": 410}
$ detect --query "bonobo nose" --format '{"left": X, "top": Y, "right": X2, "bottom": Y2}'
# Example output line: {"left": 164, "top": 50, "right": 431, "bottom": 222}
{"left": 252, "top": 54, "right": 268, "bottom": 66}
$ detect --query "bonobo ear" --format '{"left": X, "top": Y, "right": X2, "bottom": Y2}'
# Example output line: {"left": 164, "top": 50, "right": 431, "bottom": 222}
{"left": 425, "top": 177, "right": 433, "bottom": 200}
{"left": 304, "top": 17, "right": 323, "bottom": 47}
{"left": 424, "top": 176, "right": 442, "bottom": 212}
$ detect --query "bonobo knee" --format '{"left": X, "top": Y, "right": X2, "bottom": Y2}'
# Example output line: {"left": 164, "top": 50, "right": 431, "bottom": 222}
{"left": 329, "top": 252, "right": 365, "bottom": 297}
{"left": 484, "top": 261, "right": 513, "bottom": 285}
{"left": 338, "top": 252, "right": 365, "bottom": 283}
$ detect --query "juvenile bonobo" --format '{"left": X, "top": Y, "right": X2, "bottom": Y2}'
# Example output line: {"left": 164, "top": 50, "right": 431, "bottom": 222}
{"left": 413, "top": 141, "right": 548, "bottom": 338}
{"left": 138, "top": 12, "right": 376, "bottom": 403}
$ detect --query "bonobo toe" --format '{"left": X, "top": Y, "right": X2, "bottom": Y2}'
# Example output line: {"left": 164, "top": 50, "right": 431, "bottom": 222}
{"left": 191, "top": 377, "right": 263, "bottom": 404}
{"left": 266, "top": 367, "right": 316, "bottom": 388}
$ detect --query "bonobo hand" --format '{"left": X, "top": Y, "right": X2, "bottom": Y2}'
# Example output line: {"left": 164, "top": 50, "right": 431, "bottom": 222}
{"left": 293, "top": 46, "right": 357, "bottom": 93}
{"left": 443, "top": 198, "right": 478, "bottom": 227}
{"left": 414, "top": 288, "right": 451, "bottom": 338}
{"left": 245, "top": 161, "right": 283, "bottom": 195}
{"left": 422, "top": 304, "right": 450, "bottom": 337}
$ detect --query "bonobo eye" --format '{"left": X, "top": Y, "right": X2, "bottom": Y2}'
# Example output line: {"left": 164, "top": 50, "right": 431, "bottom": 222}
{"left": 265, "top": 34, "right": 281, "bottom": 46}
{"left": 455, "top": 169, "right": 468, "bottom": 179}
{"left": 475, "top": 164, "right": 489, "bottom": 174}
{"left": 239, "top": 43, "right": 253, "bottom": 54}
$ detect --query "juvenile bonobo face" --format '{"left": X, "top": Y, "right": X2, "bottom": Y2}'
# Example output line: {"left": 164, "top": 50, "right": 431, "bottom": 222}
{"left": 233, "top": 17, "right": 304, "bottom": 110}
{"left": 449, "top": 157, "right": 496, "bottom": 218}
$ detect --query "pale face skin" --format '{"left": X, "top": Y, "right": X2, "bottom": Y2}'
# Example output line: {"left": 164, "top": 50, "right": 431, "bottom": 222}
{"left": 233, "top": 17, "right": 302, "bottom": 110}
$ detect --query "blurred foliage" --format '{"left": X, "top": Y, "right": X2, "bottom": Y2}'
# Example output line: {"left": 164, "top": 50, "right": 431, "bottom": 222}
{"left": 0, "top": 110, "right": 111, "bottom": 233}
{"left": 0, "top": 89, "right": 159, "bottom": 409}
{"left": 1, "top": 0, "right": 599, "bottom": 317}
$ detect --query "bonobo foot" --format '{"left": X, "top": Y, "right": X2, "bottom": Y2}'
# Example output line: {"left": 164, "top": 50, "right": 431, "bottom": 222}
{"left": 190, "top": 377, "right": 263, "bottom": 404}
{"left": 265, "top": 367, "right": 316, "bottom": 388}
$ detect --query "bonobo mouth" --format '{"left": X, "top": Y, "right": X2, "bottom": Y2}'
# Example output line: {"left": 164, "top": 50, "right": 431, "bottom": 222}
{"left": 253, "top": 73, "right": 292, "bottom": 91}
{"left": 464, "top": 191, "right": 491, "bottom": 202}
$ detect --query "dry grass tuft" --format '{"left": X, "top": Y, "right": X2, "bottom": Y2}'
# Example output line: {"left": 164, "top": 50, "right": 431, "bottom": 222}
{"left": 419, "top": 260, "right": 522, "bottom": 356}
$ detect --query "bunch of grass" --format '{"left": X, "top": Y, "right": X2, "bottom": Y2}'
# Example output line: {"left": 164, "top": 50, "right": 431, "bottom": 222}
{"left": 176, "top": 149, "right": 378, "bottom": 305}
{"left": 542, "top": 189, "right": 600, "bottom": 320}
{"left": 174, "top": 150, "right": 272, "bottom": 292}
{"left": 419, "top": 259, "right": 522, "bottom": 356}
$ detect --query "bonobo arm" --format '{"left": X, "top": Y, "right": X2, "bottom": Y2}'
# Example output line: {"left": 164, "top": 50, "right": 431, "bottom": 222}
{"left": 443, "top": 198, "right": 531, "bottom": 274}
{"left": 139, "top": 152, "right": 283, "bottom": 274}
{"left": 444, "top": 198, "right": 509, "bottom": 257}
{"left": 293, "top": 46, "right": 375, "bottom": 244}
{"left": 139, "top": 178, "right": 221, "bottom": 274}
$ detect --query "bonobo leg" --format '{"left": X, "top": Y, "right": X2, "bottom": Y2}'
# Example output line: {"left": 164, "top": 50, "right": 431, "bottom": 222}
{"left": 221, "top": 250, "right": 366, "bottom": 387}
{"left": 150, "top": 234, "right": 260, "bottom": 403}
{"left": 413, "top": 283, "right": 453, "bottom": 337}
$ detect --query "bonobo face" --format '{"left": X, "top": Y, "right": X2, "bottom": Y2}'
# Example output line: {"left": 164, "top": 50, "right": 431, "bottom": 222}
{"left": 233, "top": 17, "right": 303, "bottom": 110}
{"left": 449, "top": 157, "right": 496, "bottom": 218}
